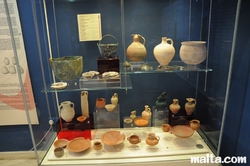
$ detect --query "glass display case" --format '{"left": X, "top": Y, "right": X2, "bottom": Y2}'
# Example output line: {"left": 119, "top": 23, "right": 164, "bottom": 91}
{"left": 0, "top": 0, "right": 244, "bottom": 165}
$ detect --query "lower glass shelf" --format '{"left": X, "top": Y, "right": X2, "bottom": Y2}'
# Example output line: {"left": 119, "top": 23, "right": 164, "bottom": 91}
{"left": 42, "top": 75, "right": 132, "bottom": 92}
{"left": 41, "top": 127, "right": 215, "bottom": 166}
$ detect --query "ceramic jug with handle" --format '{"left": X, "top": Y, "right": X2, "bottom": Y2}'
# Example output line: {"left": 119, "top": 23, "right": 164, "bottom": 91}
{"left": 185, "top": 98, "right": 196, "bottom": 115}
{"left": 59, "top": 101, "right": 75, "bottom": 122}
{"left": 126, "top": 34, "right": 147, "bottom": 62}
{"left": 153, "top": 37, "right": 175, "bottom": 67}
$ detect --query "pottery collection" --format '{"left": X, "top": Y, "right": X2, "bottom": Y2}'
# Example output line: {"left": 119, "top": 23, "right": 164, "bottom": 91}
{"left": 153, "top": 37, "right": 175, "bottom": 67}
{"left": 59, "top": 101, "right": 75, "bottom": 122}
{"left": 179, "top": 41, "right": 207, "bottom": 65}
{"left": 126, "top": 34, "right": 147, "bottom": 62}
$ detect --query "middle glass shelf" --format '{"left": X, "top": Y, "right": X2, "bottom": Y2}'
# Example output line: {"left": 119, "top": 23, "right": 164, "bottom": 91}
{"left": 42, "top": 75, "right": 132, "bottom": 93}
{"left": 120, "top": 61, "right": 212, "bottom": 74}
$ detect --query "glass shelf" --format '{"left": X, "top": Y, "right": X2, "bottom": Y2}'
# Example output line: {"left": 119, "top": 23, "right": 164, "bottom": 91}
{"left": 120, "top": 61, "right": 212, "bottom": 74}
{"left": 42, "top": 75, "right": 132, "bottom": 93}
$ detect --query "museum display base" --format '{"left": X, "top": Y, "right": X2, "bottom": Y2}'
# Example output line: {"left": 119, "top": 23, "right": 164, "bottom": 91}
{"left": 41, "top": 127, "right": 219, "bottom": 166}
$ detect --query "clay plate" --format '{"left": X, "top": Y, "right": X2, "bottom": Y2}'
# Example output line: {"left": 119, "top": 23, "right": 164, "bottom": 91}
{"left": 54, "top": 139, "right": 68, "bottom": 148}
{"left": 134, "top": 117, "right": 149, "bottom": 127}
{"left": 101, "top": 130, "right": 125, "bottom": 146}
{"left": 171, "top": 125, "right": 194, "bottom": 138}
{"left": 67, "top": 137, "right": 91, "bottom": 153}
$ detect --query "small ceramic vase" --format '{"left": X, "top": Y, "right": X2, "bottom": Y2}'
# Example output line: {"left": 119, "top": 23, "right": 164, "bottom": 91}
{"left": 126, "top": 34, "right": 147, "bottom": 62}
{"left": 81, "top": 91, "right": 89, "bottom": 117}
{"left": 96, "top": 98, "right": 106, "bottom": 109}
{"left": 162, "top": 124, "right": 171, "bottom": 132}
{"left": 190, "top": 119, "right": 200, "bottom": 130}
{"left": 93, "top": 141, "right": 103, "bottom": 151}
{"left": 111, "top": 93, "right": 118, "bottom": 106}
{"left": 169, "top": 99, "right": 181, "bottom": 114}
{"left": 185, "top": 98, "right": 196, "bottom": 115}
{"left": 130, "top": 110, "right": 136, "bottom": 120}
{"left": 146, "top": 133, "right": 160, "bottom": 146}
{"left": 153, "top": 37, "right": 175, "bottom": 67}
{"left": 127, "top": 135, "right": 141, "bottom": 145}
{"left": 59, "top": 101, "right": 75, "bottom": 122}
{"left": 142, "top": 105, "right": 151, "bottom": 120}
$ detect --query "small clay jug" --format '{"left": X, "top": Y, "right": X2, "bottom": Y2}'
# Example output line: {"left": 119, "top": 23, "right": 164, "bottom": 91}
{"left": 59, "top": 101, "right": 75, "bottom": 122}
{"left": 146, "top": 133, "right": 160, "bottom": 146}
{"left": 126, "top": 34, "right": 147, "bottom": 62}
{"left": 153, "top": 37, "right": 175, "bottom": 67}
{"left": 162, "top": 124, "right": 171, "bottom": 132}
{"left": 127, "top": 135, "right": 141, "bottom": 145}
{"left": 96, "top": 98, "right": 106, "bottom": 108}
{"left": 185, "top": 98, "right": 196, "bottom": 115}
{"left": 169, "top": 99, "right": 181, "bottom": 114}
{"left": 93, "top": 141, "right": 103, "bottom": 151}
{"left": 142, "top": 105, "right": 151, "bottom": 119}
{"left": 111, "top": 93, "right": 118, "bottom": 106}
{"left": 130, "top": 110, "right": 136, "bottom": 120}
{"left": 190, "top": 119, "right": 200, "bottom": 130}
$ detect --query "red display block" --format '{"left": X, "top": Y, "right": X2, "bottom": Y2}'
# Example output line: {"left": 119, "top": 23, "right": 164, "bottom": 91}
{"left": 57, "top": 130, "right": 92, "bottom": 141}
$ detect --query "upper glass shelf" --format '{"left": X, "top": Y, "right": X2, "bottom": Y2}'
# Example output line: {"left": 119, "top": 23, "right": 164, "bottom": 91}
{"left": 120, "top": 61, "right": 212, "bottom": 74}
{"left": 42, "top": 75, "right": 132, "bottom": 93}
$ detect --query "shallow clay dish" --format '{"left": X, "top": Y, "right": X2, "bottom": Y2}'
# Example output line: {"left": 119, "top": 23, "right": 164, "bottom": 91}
{"left": 171, "top": 125, "right": 194, "bottom": 138}
{"left": 54, "top": 139, "right": 68, "bottom": 148}
{"left": 77, "top": 116, "right": 87, "bottom": 123}
{"left": 51, "top": 82, "right": 67, "bottom": 89}
{"left": 67, "top": 137, "right": 91, "bottom": 153}
{"left": 101, "top": 130, "right": 125, "bottom": 146}
{"left": 134, "top": 117, "right": 149, "bottom": 127}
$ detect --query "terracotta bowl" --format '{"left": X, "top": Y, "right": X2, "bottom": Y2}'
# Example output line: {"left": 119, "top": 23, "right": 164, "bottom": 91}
{"left": 171, "top": 125, "right": 194, "bottom": 138}
{"left": 54, "top": 139, "right": 68, "bottom": 148}
{"left": 77, "top": 116, "right": 87, "bottom": 123}
{"left": 101, "top": 130, "right": 125, "bottom": 146}
{"left": 134, "top": 117, "right": 149, "bottom": 127}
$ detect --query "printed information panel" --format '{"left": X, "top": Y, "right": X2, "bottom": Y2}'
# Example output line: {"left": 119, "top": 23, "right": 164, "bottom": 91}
{"left": 0, "top": 0, "right": 39, "bottom": 125}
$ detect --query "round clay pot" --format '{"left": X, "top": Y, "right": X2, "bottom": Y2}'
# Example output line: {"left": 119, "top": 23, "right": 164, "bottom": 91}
{"left": 96, "top": 98, "right": 106, "bottom": 108}
{"left": 162, "top": 124, "right": 171, "bottom": 132}
{"left": 179, "top": 41, "right": 206, "bottom": 65}
{"left": 190, "top": 119, "right": 200, "bottom": 130}
{"left": 93, "top": 141, "right": 103, "bottom": 150}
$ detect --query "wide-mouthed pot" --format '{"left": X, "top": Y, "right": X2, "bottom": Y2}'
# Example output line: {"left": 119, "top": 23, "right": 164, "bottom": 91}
{"left": 49, "top": 56, "right": 83, "bottom": 81}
